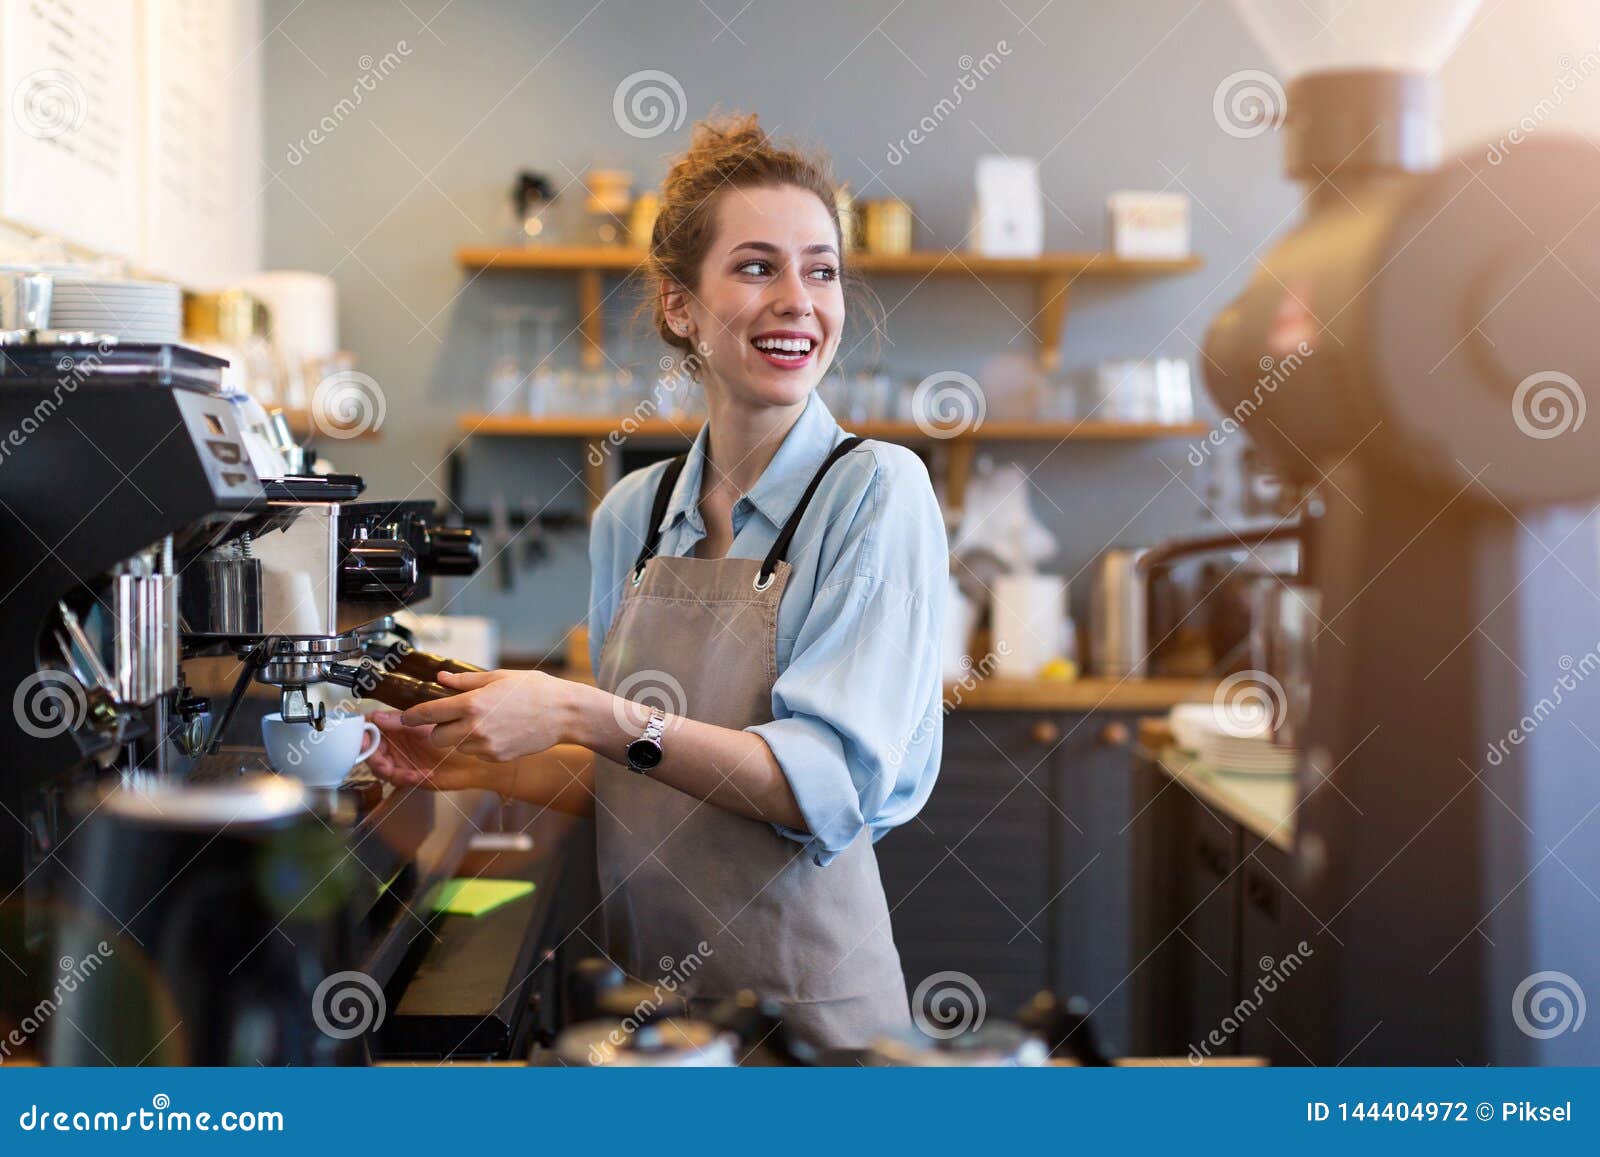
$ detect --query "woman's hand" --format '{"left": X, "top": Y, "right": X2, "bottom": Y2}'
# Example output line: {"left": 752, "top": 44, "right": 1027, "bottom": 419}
{"left": 397, "top": 668, "right": 574, "bottom": 764}
{"left": 366, "top": 710, "right": 506, "bottom": 793}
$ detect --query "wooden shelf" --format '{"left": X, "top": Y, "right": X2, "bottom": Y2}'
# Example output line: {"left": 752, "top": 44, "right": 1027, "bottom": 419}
{"left": 454, "top": 245, "right": 1201, "bottom": 373}
{"left": 457, "top": 246, "right": 1200, "bottom": 278}
{"left": 452, "top": 244, "right": 1204, "bottom": 512}
{"left": 455, "top": 413, "right": 1207, "bottom": 442}
{"left": 944, "top": 676, "right": 1215, "bottom": 713}
{"left": 508, "top": 657, "right": 1213, "bottom": 715}
{"left": 456, "top": 411, "right": 1207, "bottom": 514}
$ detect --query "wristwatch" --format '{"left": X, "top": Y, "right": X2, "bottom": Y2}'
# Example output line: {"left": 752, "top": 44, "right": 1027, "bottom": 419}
{"left": 626, "top": 708, "right": 667, "bottom": 773}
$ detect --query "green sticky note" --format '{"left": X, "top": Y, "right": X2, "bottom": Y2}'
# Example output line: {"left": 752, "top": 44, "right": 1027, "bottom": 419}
{"left": 429, "top": 878, "right": 535, "bottom": 917}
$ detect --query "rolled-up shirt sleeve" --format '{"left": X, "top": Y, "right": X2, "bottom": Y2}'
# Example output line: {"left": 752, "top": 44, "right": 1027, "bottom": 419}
{"left": 748, "top": 448, "right": 947, "bottom": 866}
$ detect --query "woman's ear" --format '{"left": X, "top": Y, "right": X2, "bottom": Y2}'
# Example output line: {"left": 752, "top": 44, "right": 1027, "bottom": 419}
{"left": 661, "top": 284, "right": 692, "bottom": 338}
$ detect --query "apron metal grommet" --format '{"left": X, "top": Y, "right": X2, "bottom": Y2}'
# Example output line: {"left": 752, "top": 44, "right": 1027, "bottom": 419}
{"left": 631, "top": 567, "right": 644, "bottom": 586}
{"left": 752, "top": 570, "right": 775, "bottom": 592}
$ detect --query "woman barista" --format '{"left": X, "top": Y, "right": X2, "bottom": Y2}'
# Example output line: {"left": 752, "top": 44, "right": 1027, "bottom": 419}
{"left": 368, "top": 115, "right": 947, "bottom": 1048}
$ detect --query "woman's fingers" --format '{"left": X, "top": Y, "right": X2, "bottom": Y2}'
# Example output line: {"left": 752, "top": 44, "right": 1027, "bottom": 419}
{"left": 436, "top": 669, "right": 500, "bottom": 691}
{"left": 427, "top": 718, "right": 478, "bottom": 752}
{"left": 400, "top": 690, "right": 476, "bottom": 728}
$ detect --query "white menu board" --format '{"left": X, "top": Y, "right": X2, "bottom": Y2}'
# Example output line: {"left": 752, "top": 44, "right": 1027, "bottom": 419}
{"left": 0, "top": 0, "right": 141, "bottom": 259}
{"left": 0, "top": 0, "right": 261, "bottom": 283}
{"left": 140, "top": 0, "right": 261, "bottom": 285}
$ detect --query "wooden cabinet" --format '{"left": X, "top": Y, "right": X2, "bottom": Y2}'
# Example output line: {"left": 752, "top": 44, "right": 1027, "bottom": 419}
{"left": 1128, "top": 746, "right": 1313, "bottom": 1062}
{"left": 1052, "top": 713, "right": 1143, "bottom": 1054}
{"left": 1177, "top": 803, "right": 1242, "bottom": 1055}
{"left": 877, "top": 712, "right": 1061, "bottom": 1017}
{"left": 1236, "top": 841, "right": 1308, "bottom": 1061}
{"left": 875, "top": 709, "right": 1143, "bottom": 1047}
{"left": 877, "top": 712, "right": 1310, "bottom": 1061}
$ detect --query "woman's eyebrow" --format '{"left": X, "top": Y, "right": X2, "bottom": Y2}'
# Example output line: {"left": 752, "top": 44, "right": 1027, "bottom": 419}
{"left": 729, "top": 240, "right": 839, "bottom": 256}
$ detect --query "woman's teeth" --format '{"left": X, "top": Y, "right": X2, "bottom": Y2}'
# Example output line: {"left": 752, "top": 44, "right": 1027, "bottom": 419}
{"left": 752, "top": 336, "right": 814, "bottom": 358}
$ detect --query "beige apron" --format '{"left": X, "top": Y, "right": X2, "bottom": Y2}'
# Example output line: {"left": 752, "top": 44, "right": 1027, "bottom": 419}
{"left": 593, "top": 437, "right": 910, "bottom": 1049}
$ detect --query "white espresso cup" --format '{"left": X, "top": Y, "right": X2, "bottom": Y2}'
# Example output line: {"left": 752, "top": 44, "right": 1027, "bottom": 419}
{"left": 261, "top": 712, "right": 381, "bottom": 786}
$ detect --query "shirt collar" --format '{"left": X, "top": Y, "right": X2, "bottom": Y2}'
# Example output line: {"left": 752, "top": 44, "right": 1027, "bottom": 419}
{"left": 659, "top": 390, "right": 844, "bottom": 536}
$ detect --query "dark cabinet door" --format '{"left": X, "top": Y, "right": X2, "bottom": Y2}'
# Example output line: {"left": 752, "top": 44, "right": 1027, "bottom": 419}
{"left": 1054, "top": 712, "right": 1143, "bottom": 1055}
{"left": 1128, "top": 754, "right": 1244, "bottom": 1058}
{"left": 1128, "top": 753, "right": 1189, "bottom": 1054}
{"left": 875, "top": 712, "right": 1062, "bottom": 1020}
{"left": 1177, "top": 796, "right": 1242, "bottom": 1059}
{"left": 1237, "top": 839, "right": 1315, "bottom": 1063}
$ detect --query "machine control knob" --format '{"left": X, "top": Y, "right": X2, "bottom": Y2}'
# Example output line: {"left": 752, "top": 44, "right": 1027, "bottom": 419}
{"left": 339, "top": 539, "right": 419, "bottom": 598}
{"left": 420, "top": 524, "right": 480, "bottom": 576}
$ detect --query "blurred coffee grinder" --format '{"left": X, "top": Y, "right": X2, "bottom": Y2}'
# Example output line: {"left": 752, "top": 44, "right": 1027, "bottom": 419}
{"left": 1201, "top": 0, "right": 1600, "bottom": 1063}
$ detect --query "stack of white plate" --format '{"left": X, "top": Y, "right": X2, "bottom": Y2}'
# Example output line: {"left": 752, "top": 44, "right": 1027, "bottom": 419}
{"left": 1169, "top": 702, "right": 1297, "bottom": 776}
{"left": 46, "top": 277, "right": 183, "bottom": 343}
{"left": 1194, "top": 731, "right": 1297, "bottom": 776}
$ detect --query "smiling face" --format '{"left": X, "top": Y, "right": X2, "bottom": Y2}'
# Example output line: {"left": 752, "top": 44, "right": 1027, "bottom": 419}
{"left": 664, "top": 184, "right": 845, "bottom": 410}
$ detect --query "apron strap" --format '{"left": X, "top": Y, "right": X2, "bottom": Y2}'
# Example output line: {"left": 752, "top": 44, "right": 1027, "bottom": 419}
{"left": 630, "top": 453, "right": 689, "bottom": 583}
{"left": 757, "top": 436, "right": 866, "bottom": 588}
{"left": 629, "top": 436, "right": 868, "bottom": 587}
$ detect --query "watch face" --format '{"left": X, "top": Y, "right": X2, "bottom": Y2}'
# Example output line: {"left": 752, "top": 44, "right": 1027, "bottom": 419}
{"left": 627, "top": 738, "right": 663, "bottom": 771}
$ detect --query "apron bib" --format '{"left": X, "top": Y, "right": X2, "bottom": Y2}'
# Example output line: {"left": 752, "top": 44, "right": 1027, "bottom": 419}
{"left": 593, "top": 437, "right": 910, "bottom": 1049}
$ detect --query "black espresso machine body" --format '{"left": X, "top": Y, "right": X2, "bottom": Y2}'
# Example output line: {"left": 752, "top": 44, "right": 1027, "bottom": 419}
{"left": 0, "top": 340, "right": 484, "bottom": 1064}
{"left": 1203, "top": 73, "right": 1600, "bottom": 1065}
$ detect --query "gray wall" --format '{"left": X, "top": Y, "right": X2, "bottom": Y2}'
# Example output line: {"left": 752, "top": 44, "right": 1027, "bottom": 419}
{"left": 260, "top": 0, "right": 1309, "bottom": 657}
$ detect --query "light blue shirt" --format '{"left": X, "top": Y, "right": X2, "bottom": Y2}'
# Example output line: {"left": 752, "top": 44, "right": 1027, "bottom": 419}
{"left": 588, "top": 391, "right": 948, "bottom": 866}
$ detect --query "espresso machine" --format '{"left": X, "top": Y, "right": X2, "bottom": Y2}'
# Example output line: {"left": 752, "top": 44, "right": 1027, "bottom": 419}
{"left": 0, "top": 333, "right": 482, "bottom": 1063}
{"left": 1203, "top": 1, "right": 1600, "bottom": 1063}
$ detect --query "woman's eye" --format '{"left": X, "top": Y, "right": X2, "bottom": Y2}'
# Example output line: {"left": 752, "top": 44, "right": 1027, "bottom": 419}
{"left": 735, "top": 260, "right": 771, "bottom": 276}
{"left": 809, "top": 266, "right": 839, "bottom": 282}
